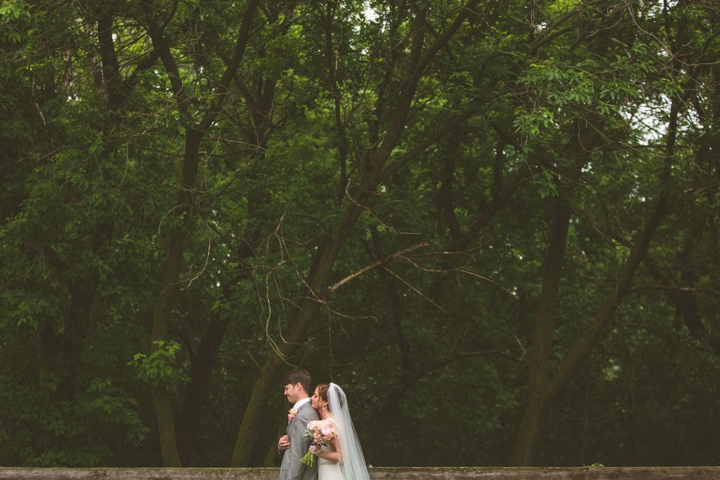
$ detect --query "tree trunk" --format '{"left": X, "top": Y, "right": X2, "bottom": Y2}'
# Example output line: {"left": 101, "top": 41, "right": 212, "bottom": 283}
{"left": 176, "top": 313, "right": 231, "bottom": 465}
{"left": 511, "top": 102, "right": 678, "bottom": 465}
{"left": 150, "top": 133, "right": 202, "bottom": 467}
{"left": 142, "top": 0, "right": 259, "bottom": 464}
{"left": 229, "top": 3, "right": 479, "bottom": 465}
{"left": 511, "top": 124, "right": 599, "bottom": 466}
{"left": 230, "top": 193, "right": 370, "bottom": 468}
{"left": 152, "top": 386, "right": 182, "bottom": 467}
{"left": 511, "top": 188, "right": 574, "bottom": 466}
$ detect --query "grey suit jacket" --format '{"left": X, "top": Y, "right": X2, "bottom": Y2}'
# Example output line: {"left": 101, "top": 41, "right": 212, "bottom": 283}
{"left": 279, "top": 401, "right": 320, "bottom": 480}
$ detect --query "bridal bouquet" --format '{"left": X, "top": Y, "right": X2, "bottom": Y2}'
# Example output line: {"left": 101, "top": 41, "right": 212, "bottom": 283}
{"left": 300, "top": 419, "right": 337, "bottom": 467}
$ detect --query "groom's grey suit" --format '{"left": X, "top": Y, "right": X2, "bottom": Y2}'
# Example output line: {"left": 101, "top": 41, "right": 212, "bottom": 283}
{"left": 279, "top": 401, "right": 320, "bottom": 480}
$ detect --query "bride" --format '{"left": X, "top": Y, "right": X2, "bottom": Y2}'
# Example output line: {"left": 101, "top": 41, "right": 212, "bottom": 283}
{"left": 309, "top": 383, "right": 370, "bottom": 480}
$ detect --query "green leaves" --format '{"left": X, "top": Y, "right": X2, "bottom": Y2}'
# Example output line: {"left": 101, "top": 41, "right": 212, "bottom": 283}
{"left": 128, "top": 341, "right": 189, "bottom": 390}
{"left": 536, "top": 167, "right": 560, "bottom": 199}
{"left": 1, "top": 0, "right": 719, "bottom": 469}
{"left": 0, "top": 0, "right": 30, "bottom": 22}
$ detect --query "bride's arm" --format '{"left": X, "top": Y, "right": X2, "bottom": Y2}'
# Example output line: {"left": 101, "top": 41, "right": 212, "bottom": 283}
{"left": 310, "top": 438, "right": 342, "bottom": 463}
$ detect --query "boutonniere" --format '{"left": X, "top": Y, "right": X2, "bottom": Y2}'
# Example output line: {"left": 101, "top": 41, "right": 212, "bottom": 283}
{"left": 288, "top": 408, "right": 298, "bottom": 421}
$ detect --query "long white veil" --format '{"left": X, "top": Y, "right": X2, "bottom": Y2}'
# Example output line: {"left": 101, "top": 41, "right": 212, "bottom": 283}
{"left": 327, "top": 383, "right": 370, "bottom": 480}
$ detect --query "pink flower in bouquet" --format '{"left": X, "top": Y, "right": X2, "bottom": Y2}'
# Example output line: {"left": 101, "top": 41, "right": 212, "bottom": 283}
{"left": 321, "top": 423, "right": 335, "bottom": 438}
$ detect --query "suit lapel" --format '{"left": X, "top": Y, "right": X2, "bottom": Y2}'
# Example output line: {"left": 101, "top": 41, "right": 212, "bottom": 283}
{"left": 287, "top": 401, "right": 308, "bottom": 432}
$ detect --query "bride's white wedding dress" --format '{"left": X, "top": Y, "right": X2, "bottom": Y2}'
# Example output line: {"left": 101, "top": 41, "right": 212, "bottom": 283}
{"left": 318, "top": 443, "right": 343, "bottom": 480}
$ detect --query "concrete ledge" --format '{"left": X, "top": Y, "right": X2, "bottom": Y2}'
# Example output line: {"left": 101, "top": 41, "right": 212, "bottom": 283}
{"left": 1, "top": 467, "right": 720, "bottom": 480}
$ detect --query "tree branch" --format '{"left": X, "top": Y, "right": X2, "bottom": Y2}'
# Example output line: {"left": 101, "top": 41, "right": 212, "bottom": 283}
{"left": 378, "top": 105, "right": 477, "bottom": 184}
{"left": 630, "top": 284, "right": 720, "bottom": 298}
{"left": 328, "top": 242, "right": 429, "bottom": 293}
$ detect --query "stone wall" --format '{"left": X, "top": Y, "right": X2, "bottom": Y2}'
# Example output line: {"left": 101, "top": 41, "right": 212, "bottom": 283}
{"left": 1, "top": 467, "right": 719, "bottom": 480}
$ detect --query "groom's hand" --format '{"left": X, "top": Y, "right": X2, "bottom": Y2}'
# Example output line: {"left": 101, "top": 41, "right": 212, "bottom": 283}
{"left": 278, "top": 435, "right": 290, "bottom": 450}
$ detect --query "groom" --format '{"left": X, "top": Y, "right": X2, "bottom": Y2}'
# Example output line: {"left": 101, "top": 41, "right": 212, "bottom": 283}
{"left": 278, "top": 368, "right": 319, "bottom": 480}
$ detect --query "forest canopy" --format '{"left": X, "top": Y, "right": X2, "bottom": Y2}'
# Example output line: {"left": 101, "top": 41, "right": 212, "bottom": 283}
{"left": 1, "top": 0, "right": 720, "bottom": 468}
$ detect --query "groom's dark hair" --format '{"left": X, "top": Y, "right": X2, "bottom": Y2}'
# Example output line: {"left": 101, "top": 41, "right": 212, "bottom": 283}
{"left": 281, "top": 368, "right": 311, "bottom": 394}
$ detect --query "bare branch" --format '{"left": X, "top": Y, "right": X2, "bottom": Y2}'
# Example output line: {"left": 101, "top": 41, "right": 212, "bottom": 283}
{"left": 328, "top": 242, "right": 429, "bottom": 293}
{"left": 380, "top": 265, "right": 446, "bottom": 312}
{"left": 630, "top": 284, "right": 720, "bottom": 297}
{"left": 179, "top": 237, "right": 213, "bottom": 290}
{"left": 432, "top": 337, "right": 528, "bottom": 371}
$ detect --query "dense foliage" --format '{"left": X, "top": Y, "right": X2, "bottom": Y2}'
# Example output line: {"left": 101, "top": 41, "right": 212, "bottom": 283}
{"left": 1, "top": 0, "right": 719, "bottom": 468}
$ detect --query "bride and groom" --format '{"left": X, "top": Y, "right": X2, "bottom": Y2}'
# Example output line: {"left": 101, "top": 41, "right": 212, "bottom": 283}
{"left": 277, "top": 369, "right": 369, "bottom": 480}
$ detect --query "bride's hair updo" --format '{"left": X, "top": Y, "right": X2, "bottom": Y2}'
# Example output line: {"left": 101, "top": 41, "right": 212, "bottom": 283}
{"left": 316, "top": 383, "right": 344, "bottom": 411}
{"left": 316, "top": 383, "right": 330, "bottom": 403}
